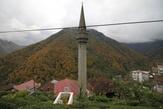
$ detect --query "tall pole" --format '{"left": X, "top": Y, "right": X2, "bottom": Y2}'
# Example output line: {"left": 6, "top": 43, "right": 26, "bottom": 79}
{"left": 77, "top": 4, "right": 88, "bottom": 95}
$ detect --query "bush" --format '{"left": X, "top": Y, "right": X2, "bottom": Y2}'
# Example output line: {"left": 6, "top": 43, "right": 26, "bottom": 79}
{"left": 72, "top": 99, "right": 110, "bottom": 109}
{"left": 0, "top": 91, "right": 9, "bottom": 97}
{"left": 14, "top": 91, "right": 28, "bottom": 97}
{"left": 0, "top": 91, "right": 54, "bottom": 108}
{"left": 23, "top": 103, "right": 66, "bottom": 109}
{"left": 148, "top": 92, "right": 163, "bottom": 107}
{"left": 127, "top": 100, "right": 139, "bottom": 106}
{"left": 0, "top": 100, "right": 16, "bottom": 109}
{"left": 32, "top": 91, "right": 54, "bottom": 101}
{"left": 89, "top": 95, "right": 109, "bottom": 102}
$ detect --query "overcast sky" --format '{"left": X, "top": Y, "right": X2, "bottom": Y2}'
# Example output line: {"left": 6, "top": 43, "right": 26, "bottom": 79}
{"left": 0, "top": 0, "right": 163, "bottom": 45}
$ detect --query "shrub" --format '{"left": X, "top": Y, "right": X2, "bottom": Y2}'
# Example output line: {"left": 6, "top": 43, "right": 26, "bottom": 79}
{"left": 23, "top": 103, "right": 66, "bottom": 109}
{"left": 89, "top": 95, "right": 109, "bottom": 102}
{"left": 14, "top": 91, "right": 28, "bottom": 98}
{"left": 127, "top": 100, "right": 139, "bottom": 106}
{"left": 0, "top": 91, "right": 9, "bottom": 97}
{"left": 32, "top": 91, "right": 54, "bottom": 101}
{"left": 0, "top": 100, "right": 16, "bottom": 109}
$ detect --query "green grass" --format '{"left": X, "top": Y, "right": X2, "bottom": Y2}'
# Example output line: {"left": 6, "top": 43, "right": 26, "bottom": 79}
{"left": 0, "top": 91, "right": 162, "bottom": 109}
{"left": 109, "top": 104, "right": 156, "bottom": 109}
{"left": 69, "top": 101, "right": 157, "bottom": 109}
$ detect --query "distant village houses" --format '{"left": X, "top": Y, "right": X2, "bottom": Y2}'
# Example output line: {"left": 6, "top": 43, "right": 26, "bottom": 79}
{"left": 157, "top": 65, "right": 163, "bottom": 75}
{"left": 40, "top": 79, "right": 80, "bottom": 96}
{"left": 13, "top": 80, "right": 41, "bottom": 93}
{"left": 3, "top": 78, "right": 80, "bottom": 97}
{"left": 153, "top": 65, "right": 163, "bottom": 93}
{"left": 131, "top": 70, "right": 150, "bottom": 82}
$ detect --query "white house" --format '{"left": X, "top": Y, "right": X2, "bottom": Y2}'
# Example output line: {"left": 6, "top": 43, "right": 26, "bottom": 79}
{"left": 157, "top": 65, "right": 163, "bottom": 75}
{"left": 131, "top": 70, "right": 150, "bottom": 82}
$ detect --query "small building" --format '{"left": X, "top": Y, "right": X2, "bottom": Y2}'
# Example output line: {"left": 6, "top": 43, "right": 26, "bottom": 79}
{"left": 14, "top": 80, "right": 41, "bottom": 92}
{"left": 54, "top": 79, "right": 79, "bottom": 96}
{"left": 154, "top": 76, "right": 163, "bottom": 93}
{"left": 152, "top": 66, "right": 158, "bottom": 74}
{"left": 131, "top": 70, "right": 150, "bottom": 82}
{"left": 157, "top": 65, "right": 163, "bottom": 75}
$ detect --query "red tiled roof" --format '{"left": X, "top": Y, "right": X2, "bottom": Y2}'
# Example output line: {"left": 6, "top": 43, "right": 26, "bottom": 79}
{"left": 54, "top": 79, "right": 79, "bottom": 96}
{"left": 14, "top": 80, "right": 41, "bottom": 91}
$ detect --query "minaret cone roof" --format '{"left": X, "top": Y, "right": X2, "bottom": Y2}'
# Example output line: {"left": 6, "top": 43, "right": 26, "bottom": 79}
{"left": 79, "top": 4, "right": 86, "bottom": 33}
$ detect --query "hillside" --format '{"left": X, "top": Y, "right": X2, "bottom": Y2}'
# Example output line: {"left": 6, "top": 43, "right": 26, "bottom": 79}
{"left": 0, "top": 29, "right": 148, "bottom": 84}
{"left": 0, "top": 39, "right": 22, "bottom": 56}
{"left": 126, "top": 40, "right": 163, "bottom": 63}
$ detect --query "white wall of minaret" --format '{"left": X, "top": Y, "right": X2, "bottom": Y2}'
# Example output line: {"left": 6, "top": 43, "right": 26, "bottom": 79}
{"left": 77, "top": 4, "right": 88, "bottom": 94}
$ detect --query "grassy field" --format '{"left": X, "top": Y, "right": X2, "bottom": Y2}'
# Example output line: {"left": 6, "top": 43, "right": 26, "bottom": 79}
{"left": 70, "top": 100, "right": 159, "bottom": 109}
{"left": 0, "top": 91, "right": 162, "bottom": 109}
{"left": 109, "top": 105, "right": 156, "bottom": 109}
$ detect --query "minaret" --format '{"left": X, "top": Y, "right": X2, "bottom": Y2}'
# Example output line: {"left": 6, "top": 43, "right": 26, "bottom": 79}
{"left": 77, "top": 4, "right": 88, "bottom": 94}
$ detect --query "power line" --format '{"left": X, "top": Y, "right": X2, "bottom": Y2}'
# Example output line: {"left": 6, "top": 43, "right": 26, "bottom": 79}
{"left": 87, "top": 20, "right": 163, "bottom": 28}
{"left": 0, "top": 19, "right": 163, "bottom": 34}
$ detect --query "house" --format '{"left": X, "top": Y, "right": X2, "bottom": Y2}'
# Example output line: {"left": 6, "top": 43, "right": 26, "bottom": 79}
{"left": 154, "top": 76, "right": 163, "bottom": 93}
{"left": 13, "top": 80, "right": 41, "bottom": 92}
{"left": 40, "top": 79, "right": 58, "bottom": 92}
{"left": 157, "top": 65, "right": 163, "bottom": 75}
{"left": 54, "top": 79, "right": 79, "bottom": 96}
{"left": 131, "top": 70, "right": 150, "bottom": 82}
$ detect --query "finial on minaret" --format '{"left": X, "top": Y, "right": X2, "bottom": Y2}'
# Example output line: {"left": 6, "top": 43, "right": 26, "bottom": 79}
{"left": 79, "top": 3, "right": 86, "bottom": 33}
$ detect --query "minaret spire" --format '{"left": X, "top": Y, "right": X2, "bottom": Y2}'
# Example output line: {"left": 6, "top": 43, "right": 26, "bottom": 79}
{"left": 79, "top": 3, "right": 86, "bottom": 33}
{"left": 77, "top": 3, "right": 88, "bottom": 95}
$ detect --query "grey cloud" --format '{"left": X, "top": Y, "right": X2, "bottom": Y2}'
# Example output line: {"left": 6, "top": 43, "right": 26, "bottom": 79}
{"left": 0, "top": 0, "right": 163, "bottom": 45}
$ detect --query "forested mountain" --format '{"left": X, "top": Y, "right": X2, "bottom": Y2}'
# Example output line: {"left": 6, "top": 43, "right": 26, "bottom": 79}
{"left": 0, "top": 29, "right": 148, "bottom": 84}
{"left": 126, "top": 40, "right": 163, "bottom": 63}
{"left": 0, "top": 39, "right": 22, "bottom": 55}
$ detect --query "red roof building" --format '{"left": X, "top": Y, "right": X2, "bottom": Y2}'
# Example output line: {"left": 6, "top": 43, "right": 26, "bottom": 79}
{"left": 40, "top": 82, "right": 55, "bottom": 92}
{"left": 14, "top": 80, "right": 41, "bottom": 92}
{"left": 54, "top": 79, "right": 79, "bottom": 96}
{"left": 40, "top": 80, "right": 58, "bottom": 92}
